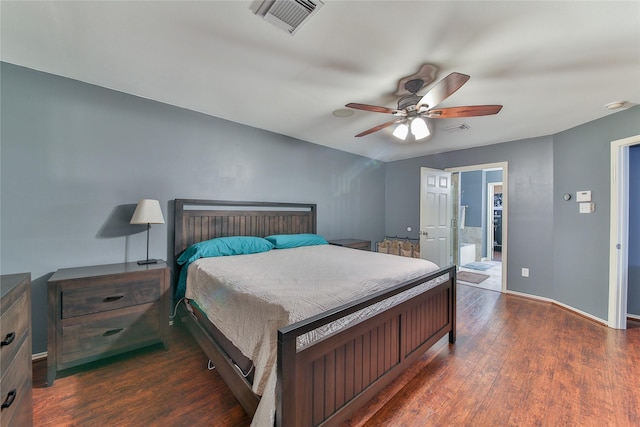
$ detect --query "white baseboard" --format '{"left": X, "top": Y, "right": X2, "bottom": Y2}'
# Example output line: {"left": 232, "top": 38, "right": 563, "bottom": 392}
{"left": 506, "top": 289, "right": 554, "bottom": 304}
{"left": 506, "top": 290, "right": 608, "bottom": 326}
{"left": 628, "top": 313, "right": 640, "bottom": 321}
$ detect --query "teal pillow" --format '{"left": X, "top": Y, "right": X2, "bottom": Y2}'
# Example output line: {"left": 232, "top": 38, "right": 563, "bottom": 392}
{"left": 177, "top": 236, "right": 274, "bottom": 265}
{"left": 264, "top": 233, "right": 328, "bottom": 249}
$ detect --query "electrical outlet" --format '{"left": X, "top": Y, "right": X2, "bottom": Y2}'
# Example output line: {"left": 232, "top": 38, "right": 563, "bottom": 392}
{"left": 522, "top": 268, "right": 529, "bottom": 277}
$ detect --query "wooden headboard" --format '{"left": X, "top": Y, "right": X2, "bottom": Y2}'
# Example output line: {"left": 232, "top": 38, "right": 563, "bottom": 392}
{"left": 173, "top": 199, "right": 317, "bottom": 258}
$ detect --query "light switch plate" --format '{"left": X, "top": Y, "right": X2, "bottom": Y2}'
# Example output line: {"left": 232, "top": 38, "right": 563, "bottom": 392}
{"left": 579, "top": 202, "right": 595, "bottom": 213}
{"left": 576, "top": 190, "right": 592, "bottom": 202}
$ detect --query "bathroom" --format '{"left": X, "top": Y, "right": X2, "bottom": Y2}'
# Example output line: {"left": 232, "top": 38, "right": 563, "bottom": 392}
{"left": 458, "top": 168, "right": 503, "bottom": 290}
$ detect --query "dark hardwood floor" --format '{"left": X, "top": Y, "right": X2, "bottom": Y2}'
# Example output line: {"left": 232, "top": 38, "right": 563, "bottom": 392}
{"left": 33, "top": 285, "right": 640, "bottom": 426}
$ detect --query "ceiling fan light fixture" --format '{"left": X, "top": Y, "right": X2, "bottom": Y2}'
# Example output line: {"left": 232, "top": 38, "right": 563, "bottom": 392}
{"left": 347, "top": 72, "right": 500, "bottom": 140}
{"left": 411, "top": 117, "right": 430, "bottom": 140}
{"left": 393, "top": 123, "right": 409, "bottom": 140}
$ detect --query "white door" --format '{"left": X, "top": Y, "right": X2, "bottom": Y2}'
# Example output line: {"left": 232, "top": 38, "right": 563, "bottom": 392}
{"left": 419, "top": 167, "right": 453, "bottom": 267}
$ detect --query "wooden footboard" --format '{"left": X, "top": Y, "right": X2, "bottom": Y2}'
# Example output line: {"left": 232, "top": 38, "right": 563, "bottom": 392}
{"left": 277, "top": 265, "right": 456, "bottom": 427}
{"left": 173, "top": 199, "right": 457, "bottom": 426}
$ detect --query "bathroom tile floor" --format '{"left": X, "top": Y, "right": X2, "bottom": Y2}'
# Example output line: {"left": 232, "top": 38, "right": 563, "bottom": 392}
{"left": 459, "top": 261, "right": 502, "bottom": 292}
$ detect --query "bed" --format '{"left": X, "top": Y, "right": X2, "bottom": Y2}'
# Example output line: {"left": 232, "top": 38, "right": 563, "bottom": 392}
{"left": 173, "top": 199, "right": 456, "bottom": 427}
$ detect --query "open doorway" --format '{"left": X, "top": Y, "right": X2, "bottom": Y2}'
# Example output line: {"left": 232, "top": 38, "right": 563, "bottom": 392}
{"left": 448, "top": 163, "right": 507, "bottom": 293}
{"left": 609, "top": 134, "right": 640, "bottom": 329}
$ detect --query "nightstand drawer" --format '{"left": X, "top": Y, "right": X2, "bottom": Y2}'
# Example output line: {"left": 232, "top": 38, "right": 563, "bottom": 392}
{"left": 61, "top": 274, "right": 162, "bottom": 319}
{"left": 0, "top": 336, "right": 31, "bottom": 427}
{"left": 61, "top": 303, "right": 161, "bottom": 363}
{"left": 48, "top": 262, "right": 170, "bottom": 386}
{"left": 1, "top": 290, "right": 30, "bottom": 376}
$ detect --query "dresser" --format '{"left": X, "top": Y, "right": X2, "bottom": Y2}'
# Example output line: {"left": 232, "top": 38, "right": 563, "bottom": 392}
{"left": 47, "top": 262, "right": 170, "bottom": 386}
{"left": 328, "top": 238, "right": 371, "bottom": 251}
{"left": 1, "top": 273, "right": 32, "bottom": 427}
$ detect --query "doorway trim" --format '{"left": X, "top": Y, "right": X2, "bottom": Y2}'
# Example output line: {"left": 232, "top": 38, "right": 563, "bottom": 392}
{"left": 609, "top": 134, "right": 640, "bottom": 329}
{"left": 487, "top": 181, "right": 503, "bottom": 261}
{"left": 446, "top": 161, "right": 508, "bottom": 293}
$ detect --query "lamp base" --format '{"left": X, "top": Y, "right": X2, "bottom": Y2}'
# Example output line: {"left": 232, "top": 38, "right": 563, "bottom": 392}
{"left": 137, "top": 259, "right": 159, "bottom": 265}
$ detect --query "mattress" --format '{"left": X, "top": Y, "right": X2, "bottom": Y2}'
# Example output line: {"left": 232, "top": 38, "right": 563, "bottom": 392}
{"left": 185, "top": 244, "right": 442, "bottom": 426}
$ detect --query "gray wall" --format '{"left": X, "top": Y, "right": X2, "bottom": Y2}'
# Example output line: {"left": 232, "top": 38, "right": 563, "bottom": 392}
{"left": 628, "top": 145, "right": 640, "bottom": 316}
{"left": 386, "top": 106, "right": 640, "bottom": 321}
{"left": 460, "top": 171, "right": 483, "bottom": 227}
{"left": 0, "top": 63, "right": 386, "bottom": 353}
{"left": 386, "top": 136, "right": 556, "bottom": 300}
{"left": 552, "top": 108, "right": 640, "bottom": 319}
{"left": 3, "top": 60, "right": 639, "bottom": 354}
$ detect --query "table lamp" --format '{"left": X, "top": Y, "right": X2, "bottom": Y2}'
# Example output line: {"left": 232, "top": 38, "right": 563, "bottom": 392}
{"left": 130, "top": 199, "right": 165, "bottom": 265}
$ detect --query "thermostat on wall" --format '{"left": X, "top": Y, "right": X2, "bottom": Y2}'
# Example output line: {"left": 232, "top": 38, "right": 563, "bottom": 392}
{"left": 576, "top": 190, "right": 592, "bottom": 202}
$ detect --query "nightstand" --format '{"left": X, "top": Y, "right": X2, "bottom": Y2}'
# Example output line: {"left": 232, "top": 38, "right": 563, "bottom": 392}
{"left": 47, "top": 261, "right": 170, "bottom": 386}
{"left": 1, "top": 273, "right": 32, "bottom": 427}
{"left": 328, "top": 238, "right": 371, "bottom": 251}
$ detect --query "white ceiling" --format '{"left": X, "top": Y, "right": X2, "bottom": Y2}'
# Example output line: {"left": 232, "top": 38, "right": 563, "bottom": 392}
{"left": 2, "top": 1, "right": 639, "bottom": 162}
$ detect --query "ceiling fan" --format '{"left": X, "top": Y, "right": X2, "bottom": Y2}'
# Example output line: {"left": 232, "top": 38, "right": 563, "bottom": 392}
{"left": 346, "top": 72, "right": 502, "bottom": 141}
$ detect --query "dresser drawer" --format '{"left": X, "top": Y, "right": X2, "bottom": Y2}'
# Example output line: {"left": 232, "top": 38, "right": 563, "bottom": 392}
{"left": 61, "top": 302, "right": 161, "bottom": 364}
{"left": 328, "top": 239, "right": 371, "bottom": 251}
{"left": 61, "top": 274, "right": 162, "bottom": 319}
{"left": 346, "top": 240, "right": 371, "bottom": 251}
{"left": 0, "top": 337, "right": 31, "bottom": 427}
{"left": 0, "top": 290, "right": 30, "bottom": 376}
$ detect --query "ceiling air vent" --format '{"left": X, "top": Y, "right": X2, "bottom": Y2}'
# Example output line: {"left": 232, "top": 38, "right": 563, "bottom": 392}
{"left": 442, "top": 123, "right": 471, "bottom": 132}
{"left": 252, "top": 0, "right": 324, "bottom": 35}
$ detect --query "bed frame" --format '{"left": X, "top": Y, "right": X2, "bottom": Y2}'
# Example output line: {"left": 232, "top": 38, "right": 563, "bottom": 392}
{"left": 174, "top": 199, "right": 456, "bottom": 427}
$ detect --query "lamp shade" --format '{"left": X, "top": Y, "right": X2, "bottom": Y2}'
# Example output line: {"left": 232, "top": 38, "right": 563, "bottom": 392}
{"left": 411, "top": 117, "right": 430, "bottom": 140}
{"left": 130, "top": 199, "right": 165, "bottom": 224}
{"left": 392, "top": 123, "right": 409, "bottom": 140}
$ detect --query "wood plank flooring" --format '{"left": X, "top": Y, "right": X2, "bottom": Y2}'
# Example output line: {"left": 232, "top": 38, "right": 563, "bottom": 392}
{"left": 33, "top": 284, "right": 640, "bottom": 426}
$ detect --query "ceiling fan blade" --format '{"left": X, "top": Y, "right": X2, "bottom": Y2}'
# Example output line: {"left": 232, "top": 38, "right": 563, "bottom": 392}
{"left": 426, "top": 105, "right": 502, "bottom": 118}
{"left": 346, "top": 103, "right": 397, "bottom": 114}
{"left": 355, "top": 119, "right": 401, "bottom": 137}
{"left": 416, "top": 72, "right": 470, "bottom": 109}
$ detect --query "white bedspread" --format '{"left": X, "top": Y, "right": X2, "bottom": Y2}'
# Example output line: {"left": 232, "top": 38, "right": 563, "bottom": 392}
{"left": 185, "top": 244, "right": 440, "bottom": 426}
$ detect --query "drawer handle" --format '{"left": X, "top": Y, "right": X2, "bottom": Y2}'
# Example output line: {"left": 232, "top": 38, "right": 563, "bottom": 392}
{"left": 103, "top": 328, "right": 124, "bottom": 337}
{"left": 1, "top": 389, "right": 16, "bottom": 410}
{"left": 103, "top": 295, "right": 124, "bottom": 303}
{"left": 1, "top": 332, "right": 15, "bottom": 347}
